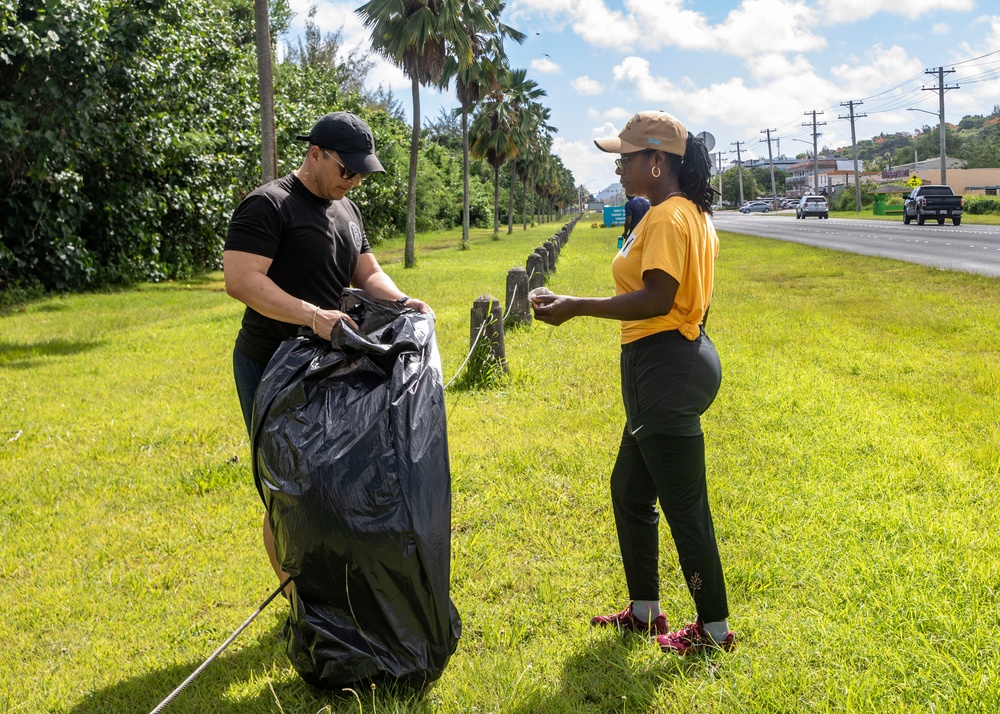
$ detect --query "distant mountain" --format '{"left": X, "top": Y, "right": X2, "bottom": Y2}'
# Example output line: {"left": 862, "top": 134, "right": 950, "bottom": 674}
{"left": 593, "top": 183, "right": 622, "bottom": 203}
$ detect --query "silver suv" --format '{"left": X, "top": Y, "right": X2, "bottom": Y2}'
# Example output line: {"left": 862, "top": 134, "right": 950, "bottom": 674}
{"left": 796, "top": 195, "right": 829, "bottom": 219}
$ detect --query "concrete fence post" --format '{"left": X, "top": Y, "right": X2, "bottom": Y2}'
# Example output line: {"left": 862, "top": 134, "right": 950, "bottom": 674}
{"left": 533, "top": 246, "right": 550, "bottom": 275}
{"left": 469, "top": 295, "right": 507, "bottom": 380}
{"left": 543, "top": 242, "right": 556, "bottom": 273}
{"left": 526, "top": 253, "right": 545, "bottom": 291}
{"left": 505, "top": 267, "right": 531, "bottom": 327}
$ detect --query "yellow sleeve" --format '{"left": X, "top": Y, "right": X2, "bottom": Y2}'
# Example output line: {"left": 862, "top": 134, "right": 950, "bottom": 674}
{"left": 639, "top": 206, "right": 688, "bottom": 283}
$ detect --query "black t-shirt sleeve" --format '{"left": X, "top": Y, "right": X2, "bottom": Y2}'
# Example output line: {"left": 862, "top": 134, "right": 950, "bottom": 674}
{"left": 224, "top": 192, "right": 285, "bottom": 258}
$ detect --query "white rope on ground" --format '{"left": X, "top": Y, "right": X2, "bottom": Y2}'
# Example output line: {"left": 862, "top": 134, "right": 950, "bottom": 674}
{"left": 148, "top": 576, "right": 292, "bottom": 714}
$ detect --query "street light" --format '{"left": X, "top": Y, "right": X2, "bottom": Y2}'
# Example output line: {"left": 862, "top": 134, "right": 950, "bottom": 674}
{"left": 907, "top": 107, "right": 947, "bottom": 185}
{"left": 577, "top": 180, "right": 594, "bottom": 215}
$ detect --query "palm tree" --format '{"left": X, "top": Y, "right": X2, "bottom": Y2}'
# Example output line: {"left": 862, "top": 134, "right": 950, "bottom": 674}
{"left": 470, "top": 85, "right": 519, "bottom": 239}
{"left": 500, "top": 70, "right": 544, "bottom": 234}
{"left": 357, "top": 0, "right": 466, "bottom": 267}
{"left": 253, "top": 0, "right": 277, "bottom": 182}
{"left": 441, "top": 0, "right": 524, "bottom": 249}
{"left": 518, "top": 107, "right": 554, "bottom": 228}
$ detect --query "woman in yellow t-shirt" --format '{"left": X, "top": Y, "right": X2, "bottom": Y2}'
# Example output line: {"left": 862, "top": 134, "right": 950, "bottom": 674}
{"left": 533, "top": 111, "right": 733, "bottom": 655}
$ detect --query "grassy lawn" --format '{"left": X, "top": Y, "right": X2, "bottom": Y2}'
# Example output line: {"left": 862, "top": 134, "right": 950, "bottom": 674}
{"left": 2, "top": 218, "right": 999, "bottom": 713}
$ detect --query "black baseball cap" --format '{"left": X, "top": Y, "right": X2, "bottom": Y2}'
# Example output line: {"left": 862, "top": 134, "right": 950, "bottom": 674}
{"left": 295, "top": 111, "right": 385, "bottom": 174}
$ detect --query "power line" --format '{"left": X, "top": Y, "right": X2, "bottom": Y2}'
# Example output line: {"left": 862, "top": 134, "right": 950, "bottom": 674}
{"left": 951, "top": 49, "right": 1000, "bottom": 66}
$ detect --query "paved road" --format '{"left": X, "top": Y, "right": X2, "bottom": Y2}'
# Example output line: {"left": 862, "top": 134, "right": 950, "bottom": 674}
{"left": 712, "top": 211, "right": 1000, "bottom": 278}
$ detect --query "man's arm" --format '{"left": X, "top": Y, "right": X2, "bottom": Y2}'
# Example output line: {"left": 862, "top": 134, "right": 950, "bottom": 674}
{"left": 352, "top": 253, "right": 432, "bottom": 315}
{"left": 223, "top": 249, "right": 358, "bottom": 339}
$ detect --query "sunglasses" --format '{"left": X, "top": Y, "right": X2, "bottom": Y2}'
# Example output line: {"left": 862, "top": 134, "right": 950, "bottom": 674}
{"left": 615, "top": 151, "right": 653, "bottom": 172}
{"left": 321, "top": 149, "right": 372, "bottom": 181}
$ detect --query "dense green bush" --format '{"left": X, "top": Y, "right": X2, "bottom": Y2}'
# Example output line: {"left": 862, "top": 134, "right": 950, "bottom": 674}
{"left": 0, "top": 0, "right": 568, "bottom": 301}
{"left": 962, "top": 194, "right": 1000, "bottom": 215}
{"left": 830, "top": 180, "right": 880, "bottom": 211}
{"left": 0, "top": 0, "right": 263, "bottom": 293}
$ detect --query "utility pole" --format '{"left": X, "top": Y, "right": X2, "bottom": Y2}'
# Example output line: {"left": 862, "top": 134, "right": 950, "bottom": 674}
{"left": 839, "top": 100, "right": 866, "bottom": 213}
{"left": 760, "top": 128, "right": 778, "bottom": 207}
{"left": 922, "top": 67, "right": 959, "bottom": 185}
{"left": 803, "top": 110, "right": 826, "bottom": 194}
{"left": 716, "top": 152, "right": 724, "bottom": 207}
{"left": 731, "top": 141, "right": 745, "bottom": 206}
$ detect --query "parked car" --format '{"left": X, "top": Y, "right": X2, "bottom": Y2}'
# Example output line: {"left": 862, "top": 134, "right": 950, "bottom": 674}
{"left": 740, "top": 201, "right": 771, "bottom": 213}
{"left": 902, "top": 185, "right": 963, "bottom": 226}
{"left": 781, "top": 198, "right": 798, "bottom": 209}
{"left": 796, "top": 195, "right": 829, "bottom": 219}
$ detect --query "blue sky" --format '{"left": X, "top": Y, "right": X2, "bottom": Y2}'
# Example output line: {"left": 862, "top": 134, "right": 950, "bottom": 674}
{"left": 282, "top": 0, "right": 1000, "bottom": 196}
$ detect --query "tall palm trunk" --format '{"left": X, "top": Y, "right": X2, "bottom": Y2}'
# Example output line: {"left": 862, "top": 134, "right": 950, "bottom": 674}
{"left": 254, "top": 0, "right": 277, "bottom": 183}
{"left": 521, "top": 172, "right": 527, "bottom": 231}
{"left": 507, "top": 159, "right": 515, "bottom": 234}
{"left": 405, "top": 76, "right": 420, "bottom": 267}
{"left": 461, "top": 104, "right": 471, "bottom": 250}
{"left": 530, "top": 172, "right": 536, "bottom": 227}
{"left": 492, "top": 164, "right": 500, "bottom": 239}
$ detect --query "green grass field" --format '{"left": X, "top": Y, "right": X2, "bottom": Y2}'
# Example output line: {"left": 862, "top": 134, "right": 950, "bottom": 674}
{"left": 2, "top": 218, "right": 999, "bottom": 713}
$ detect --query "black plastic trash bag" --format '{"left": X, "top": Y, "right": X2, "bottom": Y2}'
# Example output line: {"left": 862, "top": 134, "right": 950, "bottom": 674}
{"left": 251, "top": 289, "right": 461, "bottom": 689}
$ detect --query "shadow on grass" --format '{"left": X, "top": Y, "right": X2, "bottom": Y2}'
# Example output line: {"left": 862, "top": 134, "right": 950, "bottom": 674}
{"left": 68, "top": 625, "right": 291, "bottom": 714}
{"left": 510, "top": 633, "right": 731, "bottom": 714}
{"left": 69, "top": 621, "right": 437, "bottom": 714}
{"left": 0, "top": 338, "right": 104, "bottom": 368}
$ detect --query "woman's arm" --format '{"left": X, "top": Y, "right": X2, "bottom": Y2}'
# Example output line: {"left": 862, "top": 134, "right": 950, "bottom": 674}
{"left": 532, "top": 268, "right": 678, "bottom": 327}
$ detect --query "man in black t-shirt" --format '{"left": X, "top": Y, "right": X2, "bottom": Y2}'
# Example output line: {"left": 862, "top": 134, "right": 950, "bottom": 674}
{"left": 223, "top": 111, "right": 431, "bottom": 595}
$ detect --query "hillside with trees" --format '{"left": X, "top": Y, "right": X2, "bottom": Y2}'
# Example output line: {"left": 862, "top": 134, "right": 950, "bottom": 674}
{"left": 824, "top": 106, "right": 1000, "bottom": 171}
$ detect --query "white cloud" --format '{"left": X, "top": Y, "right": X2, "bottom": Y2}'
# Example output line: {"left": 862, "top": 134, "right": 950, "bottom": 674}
{"left": 949, "top": 20, "right": 1000, "bottom": 119}
{"left": 587, "top": 109, "right": 632, "bottom": 125}
{"left": 572, "top": 75, "right": 603, "bottom": 95}
{"left": 551, "top": 135, "right": 620, "bottom": 190}
{"left": 550, "top": 0, "right": 826, "bottom": 57}
{"left": 609, "top": 55, "right": 843, "bottom": 147}
{"left": 829, "top": 44, "right": 923, "bottom": 97}
{"left": 593, "top": 121, "right": 619, "bottom": 138}
{"left": 931, "top": 23, "right": 949, "bottom": 33}
{"left": 612, "top": 57, "right": 679, "bottom": 102}
{"left": 283, "top": 0, "right": 412, "bottom": 92}
{"left": 817, "top": 0, "right": 974, "bottom": 21}
{"left": 531, "top": 57, "right": 561, "bottom": 74}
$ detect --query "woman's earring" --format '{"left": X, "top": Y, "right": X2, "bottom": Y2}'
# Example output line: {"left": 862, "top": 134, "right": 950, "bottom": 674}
{"left": 651, "top": 166, "right": 661, "bottom": 178}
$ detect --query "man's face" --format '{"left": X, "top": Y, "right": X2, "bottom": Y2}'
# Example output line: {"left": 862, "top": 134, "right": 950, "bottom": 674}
{"left": 314, "top": 148, "right": 362, "bottom": 200}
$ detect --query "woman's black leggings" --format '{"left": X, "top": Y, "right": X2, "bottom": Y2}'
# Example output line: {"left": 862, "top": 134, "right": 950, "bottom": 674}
{"left": 611, "top": 329, "right": 729, "bottom": 623}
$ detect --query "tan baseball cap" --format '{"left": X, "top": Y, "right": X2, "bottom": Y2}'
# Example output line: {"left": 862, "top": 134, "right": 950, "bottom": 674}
{"left": 594, "top": 111, "right": 688, "bottom": 157}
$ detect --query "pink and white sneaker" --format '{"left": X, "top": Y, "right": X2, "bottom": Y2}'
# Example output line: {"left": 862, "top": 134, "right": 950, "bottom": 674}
{"left": 591, "top": 603, "right": 670, "bottom": 636}
{"left": 654, "top": 619, "right": 736, "bottom": 655}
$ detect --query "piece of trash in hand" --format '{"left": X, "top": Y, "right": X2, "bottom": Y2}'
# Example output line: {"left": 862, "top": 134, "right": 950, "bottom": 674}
{"left": 528, "top": 287, "right": 554, "bottom": 304}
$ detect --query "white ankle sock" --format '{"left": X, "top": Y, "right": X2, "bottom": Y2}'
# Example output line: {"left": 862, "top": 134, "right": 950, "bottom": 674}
{"left": 631, "top": 600, "right": 660, "bottom": 623}
{"left": 703, "top": 619, "right": 730, "bottom": 642}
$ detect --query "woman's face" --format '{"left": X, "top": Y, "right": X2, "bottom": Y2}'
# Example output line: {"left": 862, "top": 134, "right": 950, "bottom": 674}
{"left": 616, "top": 150, "right": 654, "bottom": 197}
